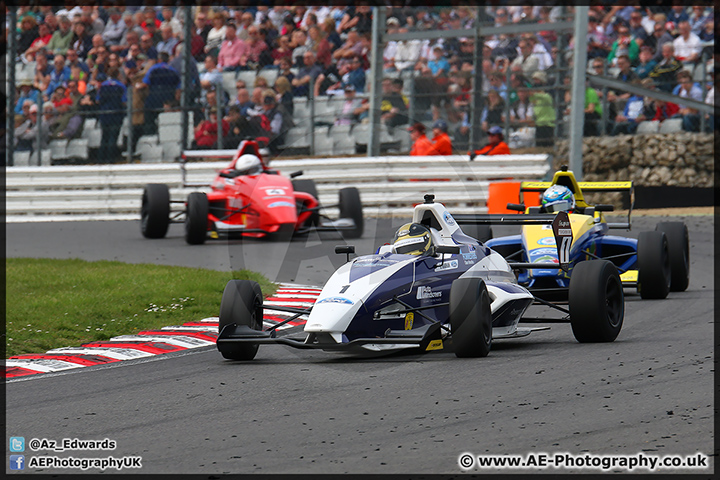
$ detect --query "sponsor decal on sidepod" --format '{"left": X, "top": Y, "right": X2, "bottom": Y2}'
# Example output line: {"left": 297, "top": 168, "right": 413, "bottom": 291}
{"left": 416, "top": 286, "right": 442, "bottom": 300}
{"left": 316, "top": 296, "right": 354, "bottom": 305}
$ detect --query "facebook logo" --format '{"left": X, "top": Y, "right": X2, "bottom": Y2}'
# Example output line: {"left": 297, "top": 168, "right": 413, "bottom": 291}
{"left": 10, "top": 455, "right": 25, "bottom": 470}
{"left": 9, "top": 437, "right": 25, "bottom": 452}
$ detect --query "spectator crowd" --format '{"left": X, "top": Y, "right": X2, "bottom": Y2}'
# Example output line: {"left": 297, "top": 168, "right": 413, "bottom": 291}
{"left": 9, "top": 4, "right": 715, "bottom": 163}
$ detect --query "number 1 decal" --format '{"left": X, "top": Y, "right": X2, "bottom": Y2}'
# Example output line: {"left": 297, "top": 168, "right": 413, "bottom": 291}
{"left": 339, "top": 285, "right": 350, "bottom": 294}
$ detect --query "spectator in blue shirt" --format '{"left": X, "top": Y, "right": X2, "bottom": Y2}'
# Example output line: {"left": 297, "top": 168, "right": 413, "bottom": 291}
{"left": 634, "top": 46, "right": 657, "bottom": 79}
{"left": 96, "top": 66, "right": 127, "bottom": 163}
{"left": 136, "top": 51, "right": 180, "bottom": 134}
{"left": 46, "top": 54, "right": 72, "bottom": 96}
{"left": 341, "top": 55, "right": 366, "bottom": 93}
{"left": 671, "top": 70, "right": 704, "bottom": 132}
{"left": 428, "top": 46, "right": 450, "bottom": 77}
{"left": 14, "top": 79, "right": 42, "bottom": 117}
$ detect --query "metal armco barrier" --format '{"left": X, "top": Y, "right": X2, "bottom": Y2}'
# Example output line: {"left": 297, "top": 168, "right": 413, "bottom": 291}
{"left": 6, "top": 154, "right": 550, "bottom": 222}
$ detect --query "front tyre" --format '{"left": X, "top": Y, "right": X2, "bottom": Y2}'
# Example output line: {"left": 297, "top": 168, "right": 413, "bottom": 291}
{"left": 185, "top": 192, "right": 209, "bottom": 245}
{"left": 338, "top": 187, "right": 364, "bottom": 239}
{"left": 637, "top": 230, "right": 670, "bottom": 299}
{"left": 655, "top": 222, "right": 689, "bottom": 292}
{"left": 140, "top": 184, "right": 170, "bottom": 239}
{"left": 292, "top": 179, "right": 320, "bottom": 227}
{"left": 218, "top": 280, "right": 263, "bottom": 360}
{"left": 449, "top": 277, "right": 492, "bottom": 358}
{"left": 569, "top": 260, "right": 624, "bottom": 343}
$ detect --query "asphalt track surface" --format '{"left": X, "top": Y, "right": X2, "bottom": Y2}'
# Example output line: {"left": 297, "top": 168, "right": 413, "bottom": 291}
{"left": 6, "top": 214, "right": 715, "bottom": 475}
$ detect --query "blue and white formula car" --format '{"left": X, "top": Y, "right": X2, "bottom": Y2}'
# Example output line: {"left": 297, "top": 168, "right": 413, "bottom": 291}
{"left": 216, "top": 195, "right": 625, "bottom": 360}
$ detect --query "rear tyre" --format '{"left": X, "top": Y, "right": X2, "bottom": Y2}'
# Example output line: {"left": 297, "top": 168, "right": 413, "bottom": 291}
{"left": 218, "top": 280, "right": 263, "bottom": 360}
{"left": 637, "top": 231, "right": 670, "bottom": 299}
{"left": 569, "top": 260, "right": 624, "bottom": 343}
{"left": 464, "top": 225, "right": 493, "bottom": 243}
{"left": 338, "top": 187, "right": 364, "bottom": 239}
{"left": 449, "top": 278, "right": 492, "bottom": 358}
{"left": 140, "top": 184, "right": 170, "bottom": 239}
{"left": 292, "top": 179, "right": 320, "bottom": 227}
{"left": 655, "top": 222, "right": 689, "bottom": 292}
{"left": 185, "top": 192, "right": 209, "bottom": 245}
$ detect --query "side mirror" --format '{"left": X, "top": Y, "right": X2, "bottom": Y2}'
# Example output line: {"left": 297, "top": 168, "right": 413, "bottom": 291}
{"left": 435, "top": 245, "right": 460, "bottom": 255}
{"left": 219, "top": 171, "right": 234, "bottom": 179}
{"left": 506, "top": 203, "right": 526, "bottom": 212}
{"left": 335, "top": 245, "right": 355, "bottom": 262}
{"left": 289, "top": 170, "right": 304, "bottom": 178}
{"left": 595, "top": 204, "right": 614, "bottom": 212}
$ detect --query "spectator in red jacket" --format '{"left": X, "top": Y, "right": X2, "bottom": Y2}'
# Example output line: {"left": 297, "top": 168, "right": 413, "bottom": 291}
{"left": 192, "top": 108, "right": 230, "bottom": 149}
{"left": 473, "top": 126, "right": 511, "bottom": 157}
{"left": 409, "top": 123, "right": 439, "bottom": 156}
{"left": 431, "top": 119, "right": 453, "bottom": 155}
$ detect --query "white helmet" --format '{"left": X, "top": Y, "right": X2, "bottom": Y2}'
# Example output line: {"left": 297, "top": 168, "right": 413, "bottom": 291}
{"left": 234, "top": 154, "right": 262, "bottom": 175}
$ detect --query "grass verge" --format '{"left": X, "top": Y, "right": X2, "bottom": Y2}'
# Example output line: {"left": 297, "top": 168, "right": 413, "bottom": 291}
{"left": 6, "top": 258, "right": 277, "bottom": 358}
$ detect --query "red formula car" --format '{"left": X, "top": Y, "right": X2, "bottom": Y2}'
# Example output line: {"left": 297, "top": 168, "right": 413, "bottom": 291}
{"left": 140, "top": 141, "right": 363, "bottom": 244}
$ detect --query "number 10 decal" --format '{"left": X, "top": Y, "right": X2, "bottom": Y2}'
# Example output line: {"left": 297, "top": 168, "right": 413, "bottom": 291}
{"left": 551, "top": 211, "right": 573, "bottom": 272}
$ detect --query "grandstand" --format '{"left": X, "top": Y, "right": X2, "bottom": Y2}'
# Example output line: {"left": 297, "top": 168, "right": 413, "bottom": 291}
{"left": 6, "top": 5, "right": 714, "bottom": 166}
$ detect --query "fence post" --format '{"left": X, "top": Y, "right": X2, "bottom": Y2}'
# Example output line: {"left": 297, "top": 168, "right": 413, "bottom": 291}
{"left": 309, "top": 85, "right": 315, "bottom": 155}
{"left": 367, "top": 6, "right": 385, "bottom": 157}
{"left": 126, "top": 86, "right": 133, "bottom": 162}
{"left": 469, "top": 6, "right": 484, "bottom": 156}
{"left": 216, "top": 77, "right": 223, "bottom": 149}
{"left": 36, "top": 100, "right": 43, "bottom": 166}
{"left": 7, "top": 7, "right": 17, "bottom": 166}
{"left": 180, "top": 4, "right": 192, "bottom": 152}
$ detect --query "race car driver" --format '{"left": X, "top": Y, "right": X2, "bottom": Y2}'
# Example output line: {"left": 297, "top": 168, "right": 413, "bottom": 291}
{"left": 541, "top": 185, "right": 576, "bottom": 213}
{"left": 392, "top": 223, "right": 435, "bottom": 256}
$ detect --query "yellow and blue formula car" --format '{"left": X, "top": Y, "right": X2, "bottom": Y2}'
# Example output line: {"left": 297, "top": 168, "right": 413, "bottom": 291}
{"left": 456, "top": 166, "right": 689, "bottom": 301}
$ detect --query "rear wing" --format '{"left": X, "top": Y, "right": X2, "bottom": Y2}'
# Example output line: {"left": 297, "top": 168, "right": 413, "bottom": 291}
{"left": 455, "top": 212, "right": 574, "bottom": 271}
{"left": 520, "top": 177, "right": 634, "bottom": 230}
{"left": 179, "top": 140, "right": 266, "bottom": 188}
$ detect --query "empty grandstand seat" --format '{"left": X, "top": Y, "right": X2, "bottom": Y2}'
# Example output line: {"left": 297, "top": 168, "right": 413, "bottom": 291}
{"left": 49, "top": 139, "right": 69, "bottom": 160}
{"left": 158, "top": 111, "right": 182, "bottom": 126}
{"left": 162, "top": 142, "right": 182, "bottom": 162}
{"left": 258, "top": 68, "right": 278, "bottom": 86}
{"left": 159, "top": 124, "right": 182, "bottom": 143}
{"left": 351, "top": 123, "right": 370, "bottom": 144}
{"left": 636, "top": 121, "right": 660, "bottom": 134}
{"left": 332, "top": 127, "right": 356, "bottom": 155}
{"left": 313, "top": 129, "right": 334, "bottom": 156}
{"left": 65, "top": 138, "right": 89, "bottom": 160}
{"left": 283, "top": 126, "right": 311, "bottom": 148}
{"left": 236, "top": 70, "right": 257, "bottom": 88}
{"left": 83, "top": 117, "right": 97, "bottom": 130}
{"left": 13, "top": 150, "right": 31, "bottom": 167}
{"left": 85, "top": 128, "right": 103, "bottom": 148}
{"left": 293, "top": 97, "right": 310, "bottom": 121}
{"left": 222, "top": 71, "right": 238, "bottom": 97}
{"left": 30, "top": 149, "right": 52, "bottom": 167}
{"left": 658, "top": 118, "right": 683, "bottom": 134}
{"left": 139, "top": 144, "right": 164, "bottom": 163}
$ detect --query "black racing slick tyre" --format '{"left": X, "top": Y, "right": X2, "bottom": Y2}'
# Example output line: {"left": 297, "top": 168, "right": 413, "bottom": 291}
{"left": 185, "top": 192, "right": 209, "bottom": 245}
{"left": 569, "top": 260, "right": 624, "bottom": 343}
{"left": 449, "top": 277, "right": 492, "bottom": 358}
{"left": 140, "top": 184, "right": 170, "bottom": 239}
{"left": 292, "top": 179, "right": 320, "bottom": 227}
{"left": 464, "top": 225, "right": 493, "bottom": 243}
{"left": 655, "top": 222, "right": 689, "bottom": 292}
{"left": 637, "top": 230, "right": 670, "bottom": 299}
{"left": 338, "top": 187, "right": 364, "bottom": 239}
{"left": 218, "top": 280, "right": 263, "bottom": 361}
